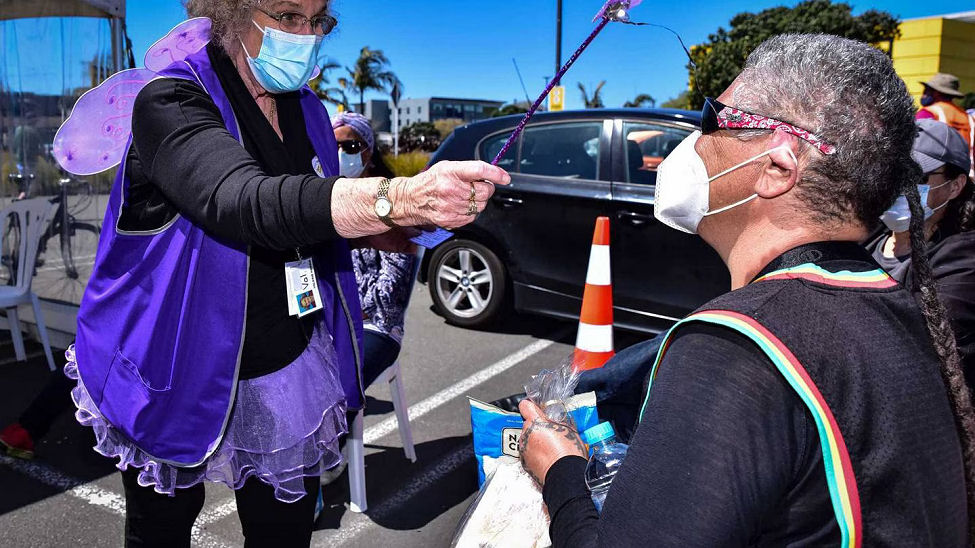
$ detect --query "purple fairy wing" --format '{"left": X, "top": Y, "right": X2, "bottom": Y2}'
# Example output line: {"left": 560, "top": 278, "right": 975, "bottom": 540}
{"left": 144, "top": 17, "right": 212, "bottom": 73}
{"left": 53, "top": 68, "right": 155, "bottom": 175}
{"left": 54, "top": 18, "right": 213, "bottom": 175}
{"left": 593, "top": 0, "right": 643, "bottom": 22}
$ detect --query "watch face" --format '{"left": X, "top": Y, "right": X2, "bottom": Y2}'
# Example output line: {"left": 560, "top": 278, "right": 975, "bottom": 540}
{"left": 375, "top": 197, "right": 392, "bottom": 218}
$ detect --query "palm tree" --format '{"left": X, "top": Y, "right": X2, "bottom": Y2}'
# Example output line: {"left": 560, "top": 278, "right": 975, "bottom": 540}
{"left": 623, "top": 93, "right": 656, "bottom": 108}
{"left": 309, "top": 58, "right": 349, "bottom": 110}
{"left": 578, "top": 81, "right": 606, "bottom": 109}
{"left": 340, "top": 47, "right": 403, "bottom": 113}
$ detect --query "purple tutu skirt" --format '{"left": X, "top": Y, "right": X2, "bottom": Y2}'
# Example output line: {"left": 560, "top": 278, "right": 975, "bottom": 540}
{"left": 64, "top": 327, "right": 348, "bottom": 503}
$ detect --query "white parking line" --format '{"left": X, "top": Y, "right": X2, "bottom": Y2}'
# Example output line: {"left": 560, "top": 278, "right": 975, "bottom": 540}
{"left": 0, "top": 455, "right": 232, "bottom": 548}
{"left": 364, "top": 335, "right": 566, "bottom": 444}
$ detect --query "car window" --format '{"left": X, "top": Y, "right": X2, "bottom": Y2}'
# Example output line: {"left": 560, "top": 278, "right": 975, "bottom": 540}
{"left": 521, "top": 122, "right": 601, "bottom": 180}
{"left": 479, "top": 131, "right": 518, "bottom": 171}
{"left": 623, "top": 122, "right": 691, "bottom": 185}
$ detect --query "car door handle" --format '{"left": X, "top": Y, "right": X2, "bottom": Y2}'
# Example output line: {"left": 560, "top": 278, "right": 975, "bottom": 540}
{"left": 617, "top": 210, "right": 655, "bottom": 226}
{"left": 493, "top": 196, "right": 524, "bottom": 208}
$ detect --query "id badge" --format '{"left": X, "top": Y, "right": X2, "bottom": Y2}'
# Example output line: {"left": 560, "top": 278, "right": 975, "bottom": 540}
{"left": 285, "top": 258, "right": 324, "bottom": 317}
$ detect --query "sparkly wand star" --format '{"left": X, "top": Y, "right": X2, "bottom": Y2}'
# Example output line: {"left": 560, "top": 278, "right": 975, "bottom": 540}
{"left": 491, "top": 0, "right": 644, "bottom": 165}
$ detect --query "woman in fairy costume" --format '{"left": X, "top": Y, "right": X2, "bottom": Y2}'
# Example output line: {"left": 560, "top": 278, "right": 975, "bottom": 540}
{"left": 58, "top": 1, "right": 508, "bottom": 545}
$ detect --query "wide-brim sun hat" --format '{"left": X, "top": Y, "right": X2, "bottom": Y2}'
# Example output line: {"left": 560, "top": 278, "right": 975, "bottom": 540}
{"left": 922, "top": 72, "right": 965, "bottom": 98}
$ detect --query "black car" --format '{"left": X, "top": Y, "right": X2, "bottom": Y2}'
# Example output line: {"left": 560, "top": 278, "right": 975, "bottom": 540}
{"left": 421, "top": 108, "right": 730, "bottom": 333}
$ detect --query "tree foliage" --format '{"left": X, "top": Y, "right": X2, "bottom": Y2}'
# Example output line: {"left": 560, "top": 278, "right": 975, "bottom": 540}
{"left": 433, "top": 118, "right": 466, "bottom": 139}
{"left": 660, "top": 90, "right": 692, "bottom": 109}
{"left": 339, "top": 47, "right": 403, "bottom": 112}
{"left": 623, "top": 93, "right": 656, "bottom": 108}
{"left": 686, "top": 0, "right": 900, "bottom": 109}
{"left": 578, "top": 81, "right": 606, "bottom": 108}
{"left": 399, "top": 122, "right": 441, "bottom": 152}
{"left": 308, "top": 58, "right": 347, "bottom": 109}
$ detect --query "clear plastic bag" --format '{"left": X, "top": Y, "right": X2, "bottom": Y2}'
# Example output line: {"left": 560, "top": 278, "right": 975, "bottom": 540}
{"left": 452, "top": 359, "right": 584, "bottom": 548}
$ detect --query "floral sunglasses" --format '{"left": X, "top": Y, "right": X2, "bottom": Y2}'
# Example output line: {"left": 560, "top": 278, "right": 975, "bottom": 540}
{"left": 701, "top": 97, "right": 837, "bottom": 155}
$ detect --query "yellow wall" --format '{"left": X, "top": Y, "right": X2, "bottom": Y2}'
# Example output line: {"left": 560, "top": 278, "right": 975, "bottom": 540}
{"left": 891, "top": 16, "right": 975, "bottom": 105}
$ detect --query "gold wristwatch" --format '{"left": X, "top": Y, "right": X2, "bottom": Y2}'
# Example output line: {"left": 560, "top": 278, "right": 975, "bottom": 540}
{"left": 375, "top": 178, "right": 396, "bottom": 228}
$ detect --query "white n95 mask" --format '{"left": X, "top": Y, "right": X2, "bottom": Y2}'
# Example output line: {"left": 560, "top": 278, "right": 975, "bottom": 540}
{"left": 879, "top": 181, "right": 952, "bottom": 233}
{"left": 654, "top": 130, "right": 798, "bottom": 234}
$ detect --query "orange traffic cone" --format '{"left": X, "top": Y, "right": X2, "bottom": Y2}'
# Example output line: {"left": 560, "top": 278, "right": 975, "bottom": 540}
{"left": 573, "top": 217, "right": 615, "bottom": 371}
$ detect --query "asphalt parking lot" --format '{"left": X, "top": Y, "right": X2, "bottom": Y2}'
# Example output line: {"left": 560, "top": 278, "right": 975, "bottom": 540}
{"left": 0, "top": 282, "right": 647, "bottom": 547}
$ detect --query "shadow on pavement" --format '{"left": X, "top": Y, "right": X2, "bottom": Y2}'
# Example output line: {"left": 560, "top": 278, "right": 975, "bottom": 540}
{"left": 0, "top": 335, "right": 118, "bottom": 518}
{"left": 363, "top": 395, "right": 394, "bottom": 417}
{"left": 316, "top": 434, "right": 477, "bottom": 532}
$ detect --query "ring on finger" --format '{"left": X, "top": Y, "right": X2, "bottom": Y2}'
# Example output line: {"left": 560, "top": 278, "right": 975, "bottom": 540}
{"left": 469, "top": 182, "right": 477, "bottom": 201}
{"left": 467, "top": 200, "right": 478, "bottom": 216}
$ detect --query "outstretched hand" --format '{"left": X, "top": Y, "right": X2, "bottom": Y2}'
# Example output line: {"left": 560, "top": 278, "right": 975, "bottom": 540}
{"left": 396, "top": 161, "right": 510, "bottom": 229}
{"left": 518, "top": 399, "right": 588, "bottom": 487}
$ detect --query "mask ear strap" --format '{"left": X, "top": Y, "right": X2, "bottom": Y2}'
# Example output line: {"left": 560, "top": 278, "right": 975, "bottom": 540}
{"left": 703, "top": 146, "right": 798, "bottom": 217}
{"left": 707, "top": 145, "right": 796, "bottom": 183}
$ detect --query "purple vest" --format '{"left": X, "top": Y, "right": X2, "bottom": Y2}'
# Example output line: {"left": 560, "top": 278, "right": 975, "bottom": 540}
{"left": 75, "top": 48, "right": 364, "bottom": 467}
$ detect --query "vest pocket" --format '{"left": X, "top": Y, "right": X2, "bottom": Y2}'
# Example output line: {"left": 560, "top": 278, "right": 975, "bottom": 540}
{"left": 107, "top": 348, "right": 174, "bottom": 393}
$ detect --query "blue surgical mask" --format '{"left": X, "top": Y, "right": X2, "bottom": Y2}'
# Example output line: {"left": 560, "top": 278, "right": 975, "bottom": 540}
{"left": 879, "top": 181, "right": 951, "bottom": 233}
{"left": 242, "top": 21, "right": 322, "bottom": 94}
{"left": 920, "top": 94, "right": 935, "bottom": 107}
{"left": 338, "top": 151, "right": 366, "bottom": 178}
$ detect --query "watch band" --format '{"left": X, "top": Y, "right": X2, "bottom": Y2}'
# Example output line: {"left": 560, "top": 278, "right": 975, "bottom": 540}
{"left": 377, "top": 178, "right": 397, "bottom": 228}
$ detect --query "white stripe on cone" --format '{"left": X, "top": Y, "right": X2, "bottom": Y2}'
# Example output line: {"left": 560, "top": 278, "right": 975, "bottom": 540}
{"left": 575, "top": 323, "right": 614, "bottom": 353}
{"left": 585, "top": 245, "right": 611, "bottom": 286}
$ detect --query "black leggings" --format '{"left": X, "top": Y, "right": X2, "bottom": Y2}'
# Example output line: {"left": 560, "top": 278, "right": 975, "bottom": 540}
{"left": 121, "top": 468, "right": 319, "bottom": 548}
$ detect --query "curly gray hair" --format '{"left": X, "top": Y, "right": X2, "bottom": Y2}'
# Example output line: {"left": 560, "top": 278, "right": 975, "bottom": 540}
{"left": 731, "top": 33, "right": 919, "bottom": 228}
{"left": 184, "top": 0, "right": 261, "bottom": 53}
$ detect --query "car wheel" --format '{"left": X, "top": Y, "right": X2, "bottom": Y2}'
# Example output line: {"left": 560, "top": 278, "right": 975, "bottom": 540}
{"left": 428, "top": 239, "right": 507, "bottom": 328}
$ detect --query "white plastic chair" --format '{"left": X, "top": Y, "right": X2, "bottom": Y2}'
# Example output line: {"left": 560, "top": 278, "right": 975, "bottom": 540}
{"left": 345, "top": 249, "right": 424, "bottom": 513}
{"left": 0, "top": 198, "right": 57, "bottom": 371}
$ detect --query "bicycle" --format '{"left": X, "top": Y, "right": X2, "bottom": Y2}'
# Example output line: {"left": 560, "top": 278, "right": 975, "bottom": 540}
{"left": 37, "top": 177, "right": 102, "bottom": 280}
{"left": 2, "top": 173, "right": 102, "bottom": 283}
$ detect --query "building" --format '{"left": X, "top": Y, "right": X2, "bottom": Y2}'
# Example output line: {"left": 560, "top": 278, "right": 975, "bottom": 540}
{"left": 359, "top": 97, "right": 504, "bottom": 134}
{"left": 889, "top": 11, "right": 975, "bottom": 105}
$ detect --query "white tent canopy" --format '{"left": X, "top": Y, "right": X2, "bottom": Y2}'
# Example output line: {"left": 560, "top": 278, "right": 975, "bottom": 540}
{"left": 0, "top": 0, "right": 124, "bottom": 21}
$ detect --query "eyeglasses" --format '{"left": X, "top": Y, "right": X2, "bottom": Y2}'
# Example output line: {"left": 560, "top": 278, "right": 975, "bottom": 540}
{"left": 701, "top": 97, "right": 837, "bottom": 156}
{"left": 337, "top": 139, "right": 367, "bottom": 155}
{"left": 255, "top": 6, "right": 337, "bottom": 36}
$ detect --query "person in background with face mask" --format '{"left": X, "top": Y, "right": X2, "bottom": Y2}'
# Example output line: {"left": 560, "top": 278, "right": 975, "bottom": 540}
{"left": 918, "top": 73, "right": 973, "bottom": 179}
{"left": 331, "top": 112, "right": 417, "bottom": 389}
{"left": 332, "top": 112, "right": 395, "bottom": 180}
{"left": 871, "top": 119, "right": 975, "bottom": 388}
{"left": 61, "top": 1, "right": 509, "bottom": 546}
{"left": 518, "top": 34, "right": 973, "bottom": 547}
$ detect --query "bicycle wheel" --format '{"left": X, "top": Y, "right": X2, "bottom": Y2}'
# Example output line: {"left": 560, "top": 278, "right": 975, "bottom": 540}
{"left": 61, "top": 220, "right": 100, "bottom": 280}
{"left": 1, "top": 212, "right": 22, "bottom": 285}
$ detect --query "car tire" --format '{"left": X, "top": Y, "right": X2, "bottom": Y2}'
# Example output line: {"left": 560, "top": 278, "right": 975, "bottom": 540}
{"left": 428, "top": 238, "right": 508, "bottom": 328}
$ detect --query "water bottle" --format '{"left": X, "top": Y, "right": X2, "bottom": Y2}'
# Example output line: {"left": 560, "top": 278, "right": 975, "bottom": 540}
{"left": 582, "top": 422, "right": 628, "bottom": 513}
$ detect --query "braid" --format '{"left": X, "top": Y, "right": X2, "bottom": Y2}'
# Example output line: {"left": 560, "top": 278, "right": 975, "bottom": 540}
{"left": 905, "top": 184, "right": 975, "bottom": 531}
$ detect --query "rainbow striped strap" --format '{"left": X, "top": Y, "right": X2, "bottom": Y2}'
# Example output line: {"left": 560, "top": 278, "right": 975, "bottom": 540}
{"left": 641, "top": 310, "right": 862, "bottom": 548}
{"left": 753, "top": 263, "right": 897, "bottom": 289}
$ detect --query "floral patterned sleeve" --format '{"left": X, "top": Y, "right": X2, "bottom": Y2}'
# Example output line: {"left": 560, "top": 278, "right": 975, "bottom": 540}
{"left": 352, "top": 249, "right": 418, "bottom": 344}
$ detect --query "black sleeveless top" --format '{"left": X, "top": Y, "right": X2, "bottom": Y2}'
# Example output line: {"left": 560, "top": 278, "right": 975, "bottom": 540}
{"left": 681, "top": 242, "right": 968, "bottom": 545}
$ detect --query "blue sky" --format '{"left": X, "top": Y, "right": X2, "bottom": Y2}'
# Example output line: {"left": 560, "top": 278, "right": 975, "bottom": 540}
{"left": 14, "top": 0, "right": 975, "bottom": 110}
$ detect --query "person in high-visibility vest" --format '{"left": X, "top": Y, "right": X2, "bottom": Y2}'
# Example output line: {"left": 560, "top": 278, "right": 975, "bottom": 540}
{"left": 917, "top": 73, "right": 973, "bottom": 178}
